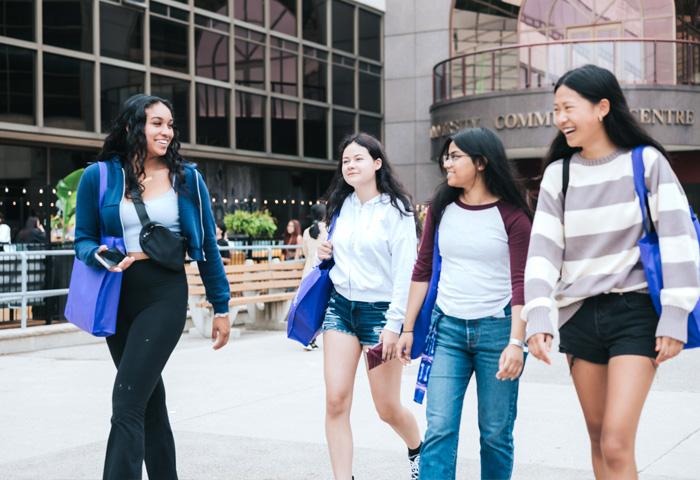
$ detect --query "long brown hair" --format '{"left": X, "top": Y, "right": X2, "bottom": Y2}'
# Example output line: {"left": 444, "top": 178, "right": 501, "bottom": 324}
{"left": 284, "top": 219, "right": 302, "bottom": 245}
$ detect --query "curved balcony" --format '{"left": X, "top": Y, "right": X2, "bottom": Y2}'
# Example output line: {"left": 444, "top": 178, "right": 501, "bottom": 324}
{"left": 433, "top": 39, "right": 700, "bottom": 104}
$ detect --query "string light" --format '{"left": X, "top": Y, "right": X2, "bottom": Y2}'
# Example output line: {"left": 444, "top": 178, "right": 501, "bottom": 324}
{"left": 39, "top": 202, "right": 43, "bottom": 207}
{"left": 282, "top": 199, "right": 287, "bottom": 204}
{"left": 264, "top": 200, "right": 268, "bottom": 205}
{"left": 274, "top": 200, "right": 279, "bottom": 204}
{"left": 212, "top": 197, "right": 216, "bottom": 203}
{"left": 52, "top": 189, "right": 56, "bottom": 194}
{"left": 12, "top": 201, "right": 16, "bottom": 206}
{"left": 300, "top": 200, "right": 305, "bottom": 206}
{"left": 50, "top": 203, "right": 54, "bottom": 207}
{"left": 234, "top": 199, "right": 239, "bottom": 204}
{"left": 26, "top": 201, "right": 30, "bottom": 206}
{"left": 252, "top": 198, "right": 257, "bottom": 203}
{"left": 39, "top": 188, "right": 43, "bottom": 194}
{"left": 223, "top": 198, "right": 227, "bottom": 204}
{"left": 22, "top": 188, "right": 26, "bottom": 194}
{"left": 4, "top": 187, "right": 7, "bottom": 193}
{"left": 291, "top": 199, "right": 295, "bottom": 205}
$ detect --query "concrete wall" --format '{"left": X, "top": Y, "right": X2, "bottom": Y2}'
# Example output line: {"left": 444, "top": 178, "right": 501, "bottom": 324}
{"left": 384, "top": 0, "right": 451, "bottom": 203}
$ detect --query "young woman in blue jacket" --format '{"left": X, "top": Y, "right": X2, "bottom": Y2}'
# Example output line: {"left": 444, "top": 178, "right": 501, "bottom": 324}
{"left": 74, "top": 94, "right": 230, "bottom": 480}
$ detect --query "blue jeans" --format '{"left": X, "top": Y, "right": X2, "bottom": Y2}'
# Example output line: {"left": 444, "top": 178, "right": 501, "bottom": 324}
{"left": 419, "top": 307, "right": 523, "bottom": 480}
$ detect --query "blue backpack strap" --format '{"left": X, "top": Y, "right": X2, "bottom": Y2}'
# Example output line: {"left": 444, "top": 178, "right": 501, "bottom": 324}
{"left": 97, "top": 162, "right": 107, "bottom": 235}
{"left": 631, "top": 146, "right": 653, "bottom": 236}
{"left": 327, "top": 213, "right": 338, "bottom": 240}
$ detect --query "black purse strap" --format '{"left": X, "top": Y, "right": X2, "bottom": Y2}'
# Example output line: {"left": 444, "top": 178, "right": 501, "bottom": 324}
{"left": 562, "top": 157, "right": 570, "bottom": 198}
{"left": 130, "top": 190, "right": 152, "bottom": 227}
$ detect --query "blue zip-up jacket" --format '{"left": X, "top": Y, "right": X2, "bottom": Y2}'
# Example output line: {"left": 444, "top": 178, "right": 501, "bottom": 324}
{"left": 74, "top": 158, "right": 230, "bottom": 314}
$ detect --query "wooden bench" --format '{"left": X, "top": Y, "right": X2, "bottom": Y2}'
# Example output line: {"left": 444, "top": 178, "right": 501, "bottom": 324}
{"left": 186, "top": 259, "right": 304, "bottom": 336}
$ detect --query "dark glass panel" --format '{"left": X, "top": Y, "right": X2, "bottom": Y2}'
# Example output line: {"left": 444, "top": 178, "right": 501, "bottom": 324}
{"left": 0, "top": 0, "right": 34, "bottom": 41}
{"left": 332, "top": 109, "right": 354, "bottom": 155}
{"left": 358, "top": 10, "right": 380, "bottom": 60}
{"left": 271, "top": 99, "right": 297, "bottom": 155}
{"left": 194, "top": 0, "right": 227, "bottom": 15}
{"left": 235, "top": 0, "right": 264, "bottom": 27}
{"left": 43, "top": 0, "right": 92, "bottom": 52}
{"left": 332, "top": 0, "right": 354, "bottom": 53}
{"left": 303, "top": 56, "right": 326, "bottom": 101}
{"left": 100, "top": 4, "right": 143, "bottom": 63}
{"left": 100, "top": 65, "right": 145, "bottom": 133}
{"left": 235, "top": 91, "right": 265, "bottom": 151}
{"left": 359, "top": 115, "right": 381, "bottom": 141}
{"left": 235, "top": 30, "right": 265, "bottom": 89}
{"left": 0, "top": 45, "right": 34, "bottom": 124}
{"left": 150, "top": 16, "right": 188, "bottom": 73}
{"left": 302, "top": 0, "right": 326, "bottom": 45}
{"left": 197, "top": 84, "right": 230, "bottom": 147}
{"left": 43, "top": 53, "right": 94, "bottom": 131}
{"left": 270, "top": 0, "right": 296, "bottom": 36}
{"left": 359, "top": 71, "right": 380, "bottom": 112}
{"left": 303, "top": 105, "right": 327, "bottom": 159}
{"left": 333, "top": 64, "right": 354, "bottom": 107}
{"left": 270, "top": 46, "right": 297, "bottom": 95}
{"left": 195, "top": 28, "right": 229, "bottom": 81}
{"left": 151, "top": 74, "right": 190, "bottom": 142}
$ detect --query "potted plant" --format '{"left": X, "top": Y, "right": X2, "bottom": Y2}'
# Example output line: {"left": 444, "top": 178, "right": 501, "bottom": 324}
{"left": 223, "top": 209, "right": 277, "bottom": 240}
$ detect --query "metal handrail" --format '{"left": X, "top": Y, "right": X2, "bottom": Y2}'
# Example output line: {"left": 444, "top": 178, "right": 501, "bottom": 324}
{"left": 0, "top": 244, "right": 304, "bottom": 329}
{"left": 433, "top": 38, "right": 700, "bottom": 103}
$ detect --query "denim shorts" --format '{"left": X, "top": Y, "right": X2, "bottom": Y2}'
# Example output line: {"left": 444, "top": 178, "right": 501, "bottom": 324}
{"left": 559, "top": 292, "right": 659, "bottom": 364}
{"left": 321, "top": 289, "right": 389, "bottom": 345}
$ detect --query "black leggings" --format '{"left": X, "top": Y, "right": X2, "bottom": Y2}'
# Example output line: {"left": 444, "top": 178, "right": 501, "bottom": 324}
{"left": 103, "top": 260, "right": 187, "bottom": 480}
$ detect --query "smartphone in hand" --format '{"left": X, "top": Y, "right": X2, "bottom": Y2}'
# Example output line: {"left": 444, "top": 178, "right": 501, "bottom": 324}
{"left": 94, "top": 248, "right": 126, "bottom": 270}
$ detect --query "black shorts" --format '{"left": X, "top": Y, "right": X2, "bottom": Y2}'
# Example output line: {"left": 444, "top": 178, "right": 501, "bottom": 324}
{"left": 559, "top": 292, "right": 659, "bottom": 364}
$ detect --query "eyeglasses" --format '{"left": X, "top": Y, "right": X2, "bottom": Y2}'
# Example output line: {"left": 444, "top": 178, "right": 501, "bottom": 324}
{"left": 440, "top": 153, "right": 470, "bottom": 165}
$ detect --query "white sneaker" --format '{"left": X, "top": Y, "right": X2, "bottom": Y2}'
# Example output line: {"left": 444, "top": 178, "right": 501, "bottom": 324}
{"left": 409, "top": 454, "right": 420, "bottom": 480}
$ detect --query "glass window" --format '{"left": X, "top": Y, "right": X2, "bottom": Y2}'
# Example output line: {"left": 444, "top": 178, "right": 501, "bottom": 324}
{"left": 358, "top": 10, "right": 380, "bottom": 61}
{"left": 100, "top": 65, "right": 145, "bottom": 133}
{"left": 359, "top": 67, "right": 380, "bottom": 112}
{"left": 197, "top": 84, "right": 230, "bottom": 147}
{"left": 195, "top": 27, "right": 229, "bottom": 81}
{"left": 100, "top": 4, "right": 143, "bottom": 63}
{"left": 43, "top": 53, "right": 94, "bottom": 131}
{"left": 271, "top": 99, "right": 297, "bottom": 155}
{"left": 235, "top": 0, "right": 264, "bottom": 27}
{"left": 235, "top": 27, "right": 266, "bottom": 90}
{"left": 0, "top": 0, "right": 34, "bottom": 41}
{"left": 332, "top": 0, "right": 354, "bottom": 53}
{"left": 43, "top": 0, "right": 92, "bottom": 53}
{"left": 270, "top": 0, "right": 296, "bottom": 36}
{"left": 333, "top": 57, "right": 354, "bottom": 108}
{"left": 150, "top": 15, "right": 188, "bottom": 73}
{"left": 194, "top": 0, "right": 227, "bottom": 15}
{"left": 332, "top": 109, "right": 354, "bottom": 155}
{"left": 235, "top": 91, "right": 266, "bottom": 151}
{"left": 303, "top": 105, "right": 327, "bottom": 159}
{"left": 359, "top": 115, "right": 381, "bottom": 141}
{"left": 302, "top": 0, "right": 326, "bottom": 45}
{"left": 271, "top": 39, "right": 298, "bottom": 96}
{"left": 0, "top": 45, "right": 34, "bottom": 125}
{"left": 303, "top": 50, "right": 326, "bottom": 101}
{"left": 151, "top": 74, "right": 190, "bottom": 142}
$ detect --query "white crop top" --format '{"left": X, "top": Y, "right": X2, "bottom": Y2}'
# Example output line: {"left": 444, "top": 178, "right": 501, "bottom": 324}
{"left": 120, "top": 188, "right": 181, "bottom": 253}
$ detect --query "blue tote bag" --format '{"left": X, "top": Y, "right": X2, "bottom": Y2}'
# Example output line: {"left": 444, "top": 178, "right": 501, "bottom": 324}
{"left": 64, "top": 162, "right": 124, "bottom": 336}
{"left": 410, "top": 228, "right": 441, "bottom": 359}
{"left": 287, "top": 215, "right": 338, "bottom": 346}
{"left": 631, "top": 146, "right": 700, "bottom": 349}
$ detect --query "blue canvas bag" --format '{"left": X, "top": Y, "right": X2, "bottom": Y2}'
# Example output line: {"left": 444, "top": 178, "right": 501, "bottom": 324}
{"left": 631, "top": 146, "right": 700, "bottom": 349}
{"left": 64, "top": 162, "right": 125, "bottom": 336}
{"left": 287, "top": 215, "right": 338, "bottom": 346}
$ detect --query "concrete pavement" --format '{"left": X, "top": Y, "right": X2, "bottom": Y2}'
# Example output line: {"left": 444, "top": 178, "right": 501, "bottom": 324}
{"left": 0, "top": 328, "right": 698, "bottom": 479}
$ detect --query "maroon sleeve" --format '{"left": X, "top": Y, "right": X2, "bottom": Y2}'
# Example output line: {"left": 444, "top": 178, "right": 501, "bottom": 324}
{"left": 412, "top": 207, "right": 436, "bottom": 282}
{"left": 497, "top": 203, "right": 532, "bottom": 306}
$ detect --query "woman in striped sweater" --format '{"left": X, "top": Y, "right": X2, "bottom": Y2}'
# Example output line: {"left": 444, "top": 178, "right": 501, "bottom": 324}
{"left": 523, "top": 65, "right": 700, "bottom": 479}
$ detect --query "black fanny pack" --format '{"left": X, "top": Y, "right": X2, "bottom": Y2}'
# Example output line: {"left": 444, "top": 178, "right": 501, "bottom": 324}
{"left": 131, "top": 190, "right": 187, "bottom": 271}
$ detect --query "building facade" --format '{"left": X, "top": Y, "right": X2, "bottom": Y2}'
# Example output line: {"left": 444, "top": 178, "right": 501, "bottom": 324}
{"left": 0, "top": 0, "right": 384, "bottom": 237}
{"left": 384, "top": 0, "right": 700, "bottom": 207}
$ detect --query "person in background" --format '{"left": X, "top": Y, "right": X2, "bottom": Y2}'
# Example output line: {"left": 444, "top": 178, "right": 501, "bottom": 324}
{"left": 283, "top": 219, "right": 303, "bottom": 261}
{"left": 15, "top": 216, "right": 46, "bottom": 244}
{"left": 216, "top": 223, "right": 231, "bottom": 265}
{"left": 0, "top": 212, "right": 11, "bottom": 245}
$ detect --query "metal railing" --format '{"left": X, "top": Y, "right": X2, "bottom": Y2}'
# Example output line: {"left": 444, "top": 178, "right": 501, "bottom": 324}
{"left": 433, "top": 38, "right": 700, "bottom": 103}
{"left": 0, "top": 244, "right": 304, "bottom": 330}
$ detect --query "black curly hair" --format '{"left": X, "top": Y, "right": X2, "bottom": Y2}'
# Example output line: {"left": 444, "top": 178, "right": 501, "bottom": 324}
{"left": 97, "top": 94, "right": 186, "bottom": 198}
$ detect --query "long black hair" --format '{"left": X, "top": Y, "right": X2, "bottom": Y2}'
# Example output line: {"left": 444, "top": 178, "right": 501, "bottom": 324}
{"left": 544, "top": 64, "right": 668, "bottom": 168}
{"left": 309, "top": 203, "right": 326, "bottom": 239}
{"left": 324, "top": 132, "right": 414, "bottom": 221}
{"left": 430, "top": 127, "right": 532, "bottom": 227}
{"left": 97, "top": 94, "right": 186, "bottom": 198}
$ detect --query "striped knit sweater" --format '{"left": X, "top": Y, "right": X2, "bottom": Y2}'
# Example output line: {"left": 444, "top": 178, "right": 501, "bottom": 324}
{"left": 522, "top": 147, "right": 700, "bottom": 343}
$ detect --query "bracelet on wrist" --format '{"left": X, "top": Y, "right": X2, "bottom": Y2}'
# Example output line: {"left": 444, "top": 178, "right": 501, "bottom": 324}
{"left": 509, "top": 338, "right": 526, "bottom": 349}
